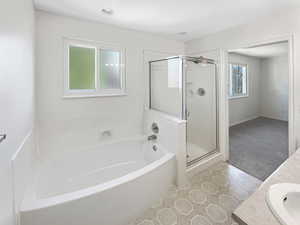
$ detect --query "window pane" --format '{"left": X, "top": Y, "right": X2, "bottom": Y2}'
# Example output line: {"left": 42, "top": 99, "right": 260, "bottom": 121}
{"left": 69, "top": 46, "right": 95, "bottom": 90}
{"left": 99, "top": 50, "right": 121, "bottom": 89}
{"left": 229, "top": 64, "right": 247, "bottom": 97}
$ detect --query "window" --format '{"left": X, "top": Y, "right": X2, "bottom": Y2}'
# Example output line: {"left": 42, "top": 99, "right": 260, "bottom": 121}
{"left": 229, "top": 63, "right": 248, "bottom": 98}
{"left": 69, "top": 46, "right": 96, "bottom": 90}
{"left": 64, "top": 39, "right": 125, "bottom": 97}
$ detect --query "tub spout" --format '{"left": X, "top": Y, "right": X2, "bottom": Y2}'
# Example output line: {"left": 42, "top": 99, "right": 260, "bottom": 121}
{"left": 147, "top": 134, "right": 157, "bottom": 141}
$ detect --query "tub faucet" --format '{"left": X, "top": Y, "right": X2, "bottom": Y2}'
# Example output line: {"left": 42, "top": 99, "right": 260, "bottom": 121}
{"left": 147, "top": 134, "right": 157, "bottom": 141}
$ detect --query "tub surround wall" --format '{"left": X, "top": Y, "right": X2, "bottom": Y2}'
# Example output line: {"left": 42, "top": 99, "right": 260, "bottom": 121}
{"left": 144, "top": 110, "right": 187, "bottom": 187}
{"left": 11, "top": 132, "right": 36, "bottom": 225}
{"left": 0, "top": 1, "right": 35, "bottom": 225}
{"left": 36, "top": 11, "right": 184, "bottom": 158}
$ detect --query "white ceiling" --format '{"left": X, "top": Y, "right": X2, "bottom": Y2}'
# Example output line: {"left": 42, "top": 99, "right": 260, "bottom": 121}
{"left": 34, "top": 0, "right": 300, "bottom": 41}
{"left": 231, "top": 42, "right": 288, "bottom": 58}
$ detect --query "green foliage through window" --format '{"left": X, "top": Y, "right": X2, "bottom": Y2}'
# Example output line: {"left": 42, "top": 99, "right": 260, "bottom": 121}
{"left": 66, "top": 41, "right": 124, "bottom": 96}
{"left": 69, "top": 46, "right": 95, "bottom": 90}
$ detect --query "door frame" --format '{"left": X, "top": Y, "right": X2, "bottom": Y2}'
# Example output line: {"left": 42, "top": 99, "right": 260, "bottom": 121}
{"left": 223, "top": 34, "right": 296, "bottom": 160}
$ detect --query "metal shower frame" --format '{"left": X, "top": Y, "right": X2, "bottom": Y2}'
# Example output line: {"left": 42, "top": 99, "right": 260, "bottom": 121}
{"left": 148, "top": 55, "right": 219, "bottom": 165}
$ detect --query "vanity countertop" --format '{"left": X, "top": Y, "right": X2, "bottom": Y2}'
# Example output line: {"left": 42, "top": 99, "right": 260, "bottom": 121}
{"left": 233, "top": 149, "right": 300, "bottom": 225}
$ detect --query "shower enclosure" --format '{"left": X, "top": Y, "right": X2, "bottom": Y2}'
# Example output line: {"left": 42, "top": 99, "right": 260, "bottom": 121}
{"left": 149, "top": 56, "right": 218, "bottom": 165}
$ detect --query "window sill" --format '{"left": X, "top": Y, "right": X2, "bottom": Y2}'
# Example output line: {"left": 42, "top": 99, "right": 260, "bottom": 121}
{"left": 228, "top": 95, "right": 249, "bottom": 100}
{"left": 63, "top": 92, "right": 127, "bottom": 99}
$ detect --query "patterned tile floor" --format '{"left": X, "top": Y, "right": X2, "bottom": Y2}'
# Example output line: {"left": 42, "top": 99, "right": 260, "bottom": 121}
{"left": 130, "top": 162, "right": 262, "bottom": 225}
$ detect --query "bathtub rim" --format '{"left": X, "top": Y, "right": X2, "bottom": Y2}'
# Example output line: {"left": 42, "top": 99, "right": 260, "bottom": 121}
{"left": 21, "top": 150, "right": 175, "bottom": 213}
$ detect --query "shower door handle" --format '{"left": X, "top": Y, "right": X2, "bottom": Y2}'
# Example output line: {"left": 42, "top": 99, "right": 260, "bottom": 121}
{"left": 0, "top": 134, "right": 6, "bottom": 143}
{"left": 186, "top": 110, "right": 190, "bottom": 118}
{"left": 197, "top": 88, "right": 205, "bottom": 96}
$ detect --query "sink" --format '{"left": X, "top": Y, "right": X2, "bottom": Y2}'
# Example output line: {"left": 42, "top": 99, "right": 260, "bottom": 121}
{"left": 266, "top": 183, "right": 300, "bottom": 225}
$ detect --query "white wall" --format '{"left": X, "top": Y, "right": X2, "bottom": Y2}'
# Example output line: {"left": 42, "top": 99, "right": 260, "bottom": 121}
{"left": 260, "top": 55, "right": 289, "bottom": 121}
{"left": 185, "top": 8, "right": 300, "bottom": 147}
{"left": 0, "top": 0, "right": 35, "bottom": 225}
{"left": 228, "top": 53, "right": 261, "bottom": 126}
{"left": 36, "top": 11, "right": 184, "bottom": 157}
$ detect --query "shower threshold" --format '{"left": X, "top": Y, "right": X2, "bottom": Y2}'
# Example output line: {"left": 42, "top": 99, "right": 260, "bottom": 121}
{"left": 187, "top": 149, "right": 219, "bottom": 167}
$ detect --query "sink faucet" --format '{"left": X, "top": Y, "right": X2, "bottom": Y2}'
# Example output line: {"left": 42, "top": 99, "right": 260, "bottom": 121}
{"left": 147, "top": 134, "right": 157, "bottom": 141}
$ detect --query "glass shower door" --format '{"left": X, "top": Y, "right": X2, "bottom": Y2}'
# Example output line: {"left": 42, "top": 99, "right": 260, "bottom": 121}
{"left": 185, "top": 60, "right": 218, "bottom": 164}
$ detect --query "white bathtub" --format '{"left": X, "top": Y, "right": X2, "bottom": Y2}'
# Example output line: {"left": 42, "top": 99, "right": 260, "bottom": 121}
{"left": 20, "top": 137, "right": 176, "bottom": 225}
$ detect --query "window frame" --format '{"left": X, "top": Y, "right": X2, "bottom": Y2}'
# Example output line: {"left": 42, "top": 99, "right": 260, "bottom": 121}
{"left": 63, "top": 38, "right": 126, "bottom": 98}
{"left": 228, "top": 62, "right": 249, "bottom": 99}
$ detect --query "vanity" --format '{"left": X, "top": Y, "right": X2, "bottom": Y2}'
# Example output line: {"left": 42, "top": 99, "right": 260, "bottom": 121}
{"left": 233, "top": 149, "right": 300, "bottom": 225}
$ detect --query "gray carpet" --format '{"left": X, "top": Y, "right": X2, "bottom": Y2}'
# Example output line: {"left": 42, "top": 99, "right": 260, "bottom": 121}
{"left": 229, "top": 117, "right": 288, "bottom": 181}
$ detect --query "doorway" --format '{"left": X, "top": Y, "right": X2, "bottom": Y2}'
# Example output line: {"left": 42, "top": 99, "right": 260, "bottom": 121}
{"left": 226, "top": 39, "right": 294, "bottom": 180}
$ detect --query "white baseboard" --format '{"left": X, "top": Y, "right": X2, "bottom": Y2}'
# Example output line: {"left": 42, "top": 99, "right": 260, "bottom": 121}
{"left": 259, "top": 114, "right": 288, "bottom": 122}
{"left": 229, "top": 116, "right": 259, "bottom": 127}
{"left": 230, "top": 115, "right": 288, "bottom": 127}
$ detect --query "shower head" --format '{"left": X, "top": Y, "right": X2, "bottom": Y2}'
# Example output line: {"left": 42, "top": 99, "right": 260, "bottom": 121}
{"left": 190, "top": 59, "right": 200, "bottom": 64}
{"left": 185, "top": 56, "right": 215, "bottom": 65}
